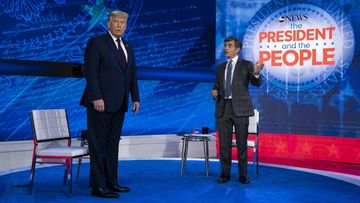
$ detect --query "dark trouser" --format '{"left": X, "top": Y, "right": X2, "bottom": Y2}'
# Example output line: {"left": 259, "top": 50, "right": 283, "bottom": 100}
{"left": 87, "top": 107, "right": 125, "bottom": 190}
{"left": 217, "top": 100, "right": 249, "bottom": 178}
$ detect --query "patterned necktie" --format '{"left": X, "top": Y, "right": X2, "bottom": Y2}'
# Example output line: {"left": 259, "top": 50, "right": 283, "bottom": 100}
{"left": 116, "top": 38, "right": 127, "bottom": 69}
{"left": 225, "top": 59, "right": 233, "bottom": 98}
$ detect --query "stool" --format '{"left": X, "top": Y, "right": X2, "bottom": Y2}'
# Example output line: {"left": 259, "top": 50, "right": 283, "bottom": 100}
{"left": 178, "top": 133, "right": 213, "bottom": 176}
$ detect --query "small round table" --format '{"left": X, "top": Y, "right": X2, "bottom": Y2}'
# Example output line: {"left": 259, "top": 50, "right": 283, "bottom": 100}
{"left": 178, "top": 133, "right": 214, "bottom": 176}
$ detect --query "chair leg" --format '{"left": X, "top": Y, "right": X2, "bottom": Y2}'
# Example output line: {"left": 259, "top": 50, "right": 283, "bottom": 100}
{"left": 183, "top": 138, "right": 189, "bottom": 173}
{"left": 253, "top": 148, "right": 257, "bottom": 176}
{"left": 76, "top": 158, "right": 82, "bottom": 183}
{"left": 29, "top": 154, "right": 36, "bottom": 194}
{"left": 203, "top": 139, "right": 209, "bottom": 176}
{"left": 63, "top": 165, "right": 67, "bottom": 186}
{"left": 207, "top": 139, "right": 210, "bottom": 175}
{"left": 256, "top": 146, "right": 259, "bottom": 176}
{"left": 67, "top": 158, "right": 73, "bottom": 193}
{"left": 180, "top": 137, "right": 186, "bottom": 176}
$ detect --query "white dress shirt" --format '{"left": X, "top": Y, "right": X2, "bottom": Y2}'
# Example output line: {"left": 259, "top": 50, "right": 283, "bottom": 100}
{"left": 108, "top": 31, "right": 128, "bottom": 62}
{"left": 224, "top": 55, "right": 260, "bottom": 99}
{"left": 224, "top": 55, "right": 238, "bottom": 99}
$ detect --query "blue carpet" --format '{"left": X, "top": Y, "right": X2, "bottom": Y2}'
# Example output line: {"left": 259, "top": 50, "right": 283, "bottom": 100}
{"left": 0, "top": 160, "right": 359, "bottom": 203}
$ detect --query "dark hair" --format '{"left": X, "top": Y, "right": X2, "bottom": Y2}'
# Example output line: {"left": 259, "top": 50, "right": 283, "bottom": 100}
{"left": 224, "top": 36, "right": 242, "bottom": 49}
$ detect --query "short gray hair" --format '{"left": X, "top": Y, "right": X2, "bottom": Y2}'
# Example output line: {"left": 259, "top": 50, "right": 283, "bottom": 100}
{"left": 108, "top": 10, "right": 129, "bottom": 21}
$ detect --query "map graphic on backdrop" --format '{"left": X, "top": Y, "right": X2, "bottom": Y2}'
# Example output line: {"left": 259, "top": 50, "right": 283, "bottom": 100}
{"left": 0, "top": 0, "right": 215, "bottom": 71}
{"left": 0, "top": 0, "right": 216, "bottom": 141}
{"left": 0, "top": 75, "right": 215, "bottom": 141}
{"left": 0, "top": 0, "right": 359, "bottom": 141}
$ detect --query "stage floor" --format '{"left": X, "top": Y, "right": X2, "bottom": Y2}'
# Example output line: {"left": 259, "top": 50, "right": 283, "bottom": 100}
{"left": 0, "top": 159, "right": 359, "bottom": 202}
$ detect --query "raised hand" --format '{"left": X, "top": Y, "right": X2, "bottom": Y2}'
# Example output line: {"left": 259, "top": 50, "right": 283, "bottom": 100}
{"left": 254, "top": 61, "right": 264, "bottom": 75}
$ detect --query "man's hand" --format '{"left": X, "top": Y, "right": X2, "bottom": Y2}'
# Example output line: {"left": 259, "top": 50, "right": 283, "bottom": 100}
{"left": 92, "top": 99, "right": 105, "bottom": 112}
{"left": 132, "top": 102, "right": 140, "bottom": 113}
{"left": 254, "top": 61, "right": 264, "bottom": 75}
{"left": 211, "top": 89, "right": 218, "bottom": 99}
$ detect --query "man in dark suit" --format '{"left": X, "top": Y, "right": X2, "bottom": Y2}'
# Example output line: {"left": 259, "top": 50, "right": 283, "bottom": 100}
{"left": 80, "top": 10, "right": 140, "bottom": 198}
{"left": 211, "top": 36, "right": 263, "bottom": 184}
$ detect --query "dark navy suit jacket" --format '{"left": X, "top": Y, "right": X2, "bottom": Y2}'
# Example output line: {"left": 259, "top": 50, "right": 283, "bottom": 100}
{"left": 80, "top": 33, "right": 139, "bottom": 112}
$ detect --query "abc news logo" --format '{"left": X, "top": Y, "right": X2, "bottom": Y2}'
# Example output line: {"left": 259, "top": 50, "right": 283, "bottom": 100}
{"left": 278, "top": 15, "right": 308, "bottom": 23}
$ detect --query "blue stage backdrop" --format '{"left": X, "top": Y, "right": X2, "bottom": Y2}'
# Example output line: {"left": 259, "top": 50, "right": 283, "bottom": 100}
{"left": 0, "top": 0, "right": 359, "bottom": 141}
{"left": 0, "top": 0, "right": 215, "bottom": 71}
{"left": 0, "top": 76, "right": 215, "bottom": 141}
{"left": 0, "top": 0, "right": 216, "bottom": 141}
{"left": 216, "top": 0, "right": 360, "bottom": 138}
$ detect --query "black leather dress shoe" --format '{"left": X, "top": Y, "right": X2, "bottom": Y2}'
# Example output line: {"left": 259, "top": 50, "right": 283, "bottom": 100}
{"left": 108, "top": 185, "right": 131, "bottom": 192}
{"left": 217, "top": 176, "right": 230, "bottom": 184}
{"left": 91, "top": 188, "right": 119, "bottom": 198}
{"left": 239, "top": 176, "right": 250, "bottom": 184}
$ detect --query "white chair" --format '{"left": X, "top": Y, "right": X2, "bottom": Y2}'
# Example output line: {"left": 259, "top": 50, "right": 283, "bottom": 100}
{"left": 231, "top": 109, "right": 260, "bottom": 176}
{"left": 29, "top": 109, "right": 89, "bottom": 193}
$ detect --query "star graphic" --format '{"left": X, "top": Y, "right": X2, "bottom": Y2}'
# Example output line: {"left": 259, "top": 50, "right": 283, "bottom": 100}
{"left": 327, "top": 143, "right": 339, "bottom": 159}
{"left": 299, "top": 141, "right": 312, "bottom": 156}
{"left": 275, "top": 140, "right": 287, "bottom": 155}
{"left": 353, "top": 148, "right": 360, "bottom": 160}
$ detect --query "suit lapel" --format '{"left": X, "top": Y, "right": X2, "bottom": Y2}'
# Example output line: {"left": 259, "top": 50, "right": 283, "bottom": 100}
{"left": 123, "top": 39, "right": 131, "bottom": 74}
{"left": 219, "top": 63, "right": 226, "bottom": 91}
{"left": 232, "top": 58, "right": 243, "bottom": 82}
{"left": 105, "top": 33, "right": 126, "bottom": 72}
{"left": 221, "top": 58, "right": 242, "bottom": 88}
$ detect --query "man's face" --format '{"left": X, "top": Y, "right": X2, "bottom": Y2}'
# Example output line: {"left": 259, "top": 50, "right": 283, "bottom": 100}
{"left": 224, "top": 40, "right": 240, "bottom": 59}
{"left": 108, "top": 15, "right": 127, "bottom": 38}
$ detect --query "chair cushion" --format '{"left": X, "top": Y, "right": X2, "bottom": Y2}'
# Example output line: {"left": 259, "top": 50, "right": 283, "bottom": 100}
{"left": 231, "top": 140, "right": 256, "bottom": 147}
{"left": 37, "top": 146, "right": 88, "bottom": 157}
{"left": 247, "top": 140, "right": 255, "bottom": 147}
